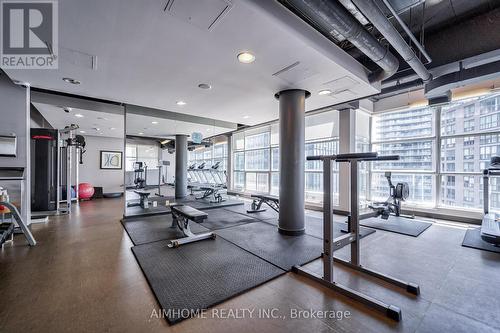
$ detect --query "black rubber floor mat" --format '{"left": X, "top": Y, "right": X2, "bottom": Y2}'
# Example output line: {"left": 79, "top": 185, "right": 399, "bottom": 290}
{"left": 360, "top": 216, "right": 432, "bottom": 237}
{"left": 131, "top": 237, "right": 285, "bottom": 324}
{"left": 224, "top": 203, "right": 279, "bottom": 221}
{"left": 187, "top": 198, "right": 245, "bottom": 210}
{"left": 216, "top": 222, "right": 322, "bottom": 271}
{"left": 263, "top": 215, "right": 376, "bottom": 240}
{"left": 462, "top": 228, "right": 500, "bottom": 253}
{"left": 121, "top": 215, "right": 210, "bottom": 245}
{"left": 196, "top": 208, "right": 258, "bottom": 230}
{"left": 123, "top": 197, "right": 244, "bottom": 219}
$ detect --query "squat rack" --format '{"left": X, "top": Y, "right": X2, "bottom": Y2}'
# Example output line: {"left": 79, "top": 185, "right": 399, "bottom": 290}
{"left": 293, "top": 152, "right": 420, "bottom": 322}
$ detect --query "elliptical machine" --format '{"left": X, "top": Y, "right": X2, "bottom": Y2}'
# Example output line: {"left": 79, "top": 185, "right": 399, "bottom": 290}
{"left": 369, "top": 172, "right": 411, "bottom": 219}
{"left": 132, "top": 162, "right": 147, "bottom": 189}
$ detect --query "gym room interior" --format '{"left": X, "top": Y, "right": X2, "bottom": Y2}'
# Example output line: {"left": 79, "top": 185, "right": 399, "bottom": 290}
{"left": 1, "top": 0, "right": 500, "bottom": 332}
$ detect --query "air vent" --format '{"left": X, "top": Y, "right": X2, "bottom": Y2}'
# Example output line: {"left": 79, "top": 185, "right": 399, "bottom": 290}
{"left": 322, "top": 76, "right": 359, "bottom": 91}
{"left": 272, "top": 61, "right": 319, "bottom": 85}
{"left": 332, "top": 89, "right": 356, "bottom": 100}
{"left": 164, "top": 0, "right": 232, "bottom": 31}
{"left": 60, "top": 47, "right": 97, "bottom": 70}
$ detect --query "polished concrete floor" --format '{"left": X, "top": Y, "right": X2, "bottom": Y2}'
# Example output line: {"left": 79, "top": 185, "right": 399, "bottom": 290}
{"left": 1, "top": 198, "right": 500, "bottom": 332}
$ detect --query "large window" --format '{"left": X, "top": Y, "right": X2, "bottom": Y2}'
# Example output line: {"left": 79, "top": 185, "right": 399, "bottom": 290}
{"left": 232, "top": 110, "right": 340, "bottom": 204}
{"left": 188, "top": 140, "right": 228, "bottom": 171}
{"left": 125, "top": 143, "right": 159, "bottom": 171}
{"left": 371, "top": 107, "right": 436, "bottom": 207}
{"left": 371, "top": 92, "right": 500, "bottom": 212}
{"left": 439, "top": 93, "right": 500, "bottom": 211}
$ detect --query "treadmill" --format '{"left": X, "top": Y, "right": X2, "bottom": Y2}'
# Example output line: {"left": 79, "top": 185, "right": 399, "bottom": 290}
{"left": 481, "top": 156, "right": 500, "bottom": 245}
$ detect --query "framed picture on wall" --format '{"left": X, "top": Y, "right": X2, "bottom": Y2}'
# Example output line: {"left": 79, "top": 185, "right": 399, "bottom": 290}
{"left": 100, "top": 150, "right": 123, "bottom": 170}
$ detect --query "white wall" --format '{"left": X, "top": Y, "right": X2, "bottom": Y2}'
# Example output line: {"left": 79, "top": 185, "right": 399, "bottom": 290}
{"left": 79, "top": 135, "right": 124, "bottom": 193}
{"left": 161, "top": 148, "right": 176, "bottom": 184}
{"left": 0, "top": 74, "right": 30, "bottom": 223}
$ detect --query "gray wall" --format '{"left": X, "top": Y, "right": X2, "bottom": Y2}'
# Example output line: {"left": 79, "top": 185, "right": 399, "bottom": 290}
{"left": 79, "top": 135, "right": 124, "bottom": 193}
{"left": 0, "top": 73, "right": 30, "bottom": 223}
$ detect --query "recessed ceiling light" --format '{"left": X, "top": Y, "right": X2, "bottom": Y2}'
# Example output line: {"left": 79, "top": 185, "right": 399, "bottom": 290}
{"left": 176, "top": 101, "right": 186, "bottom": 106}
{"left": 109, "top": 127, "right": 116, "bottom": 130}
{"left": 75, "top": 114, "right": 84, "bottom": 118}
{"left": 237, "top": 52, "right": 255, "bottom": 64}
{"left": 138, "top": 132, "right": 144, "bottom": 135}
{"left": 79, "top": 130, "right": 86, "bottom": 134}
{"left": 243, "top": 115, "right": 250, "bottom": 119}
{"left": 62, "top": 77, "right": 81, "bottom": 85}
{"left": 318, "top": 89, "right": 332, "bottom": 96}
{"left": 198, "top": 83, "right": 212, "bottom": 90}
{"left": 151, "top": 121, "right": 158, "bottom": 124}
{"left": 63, "top": 107, "right": 72, "bottom": 113}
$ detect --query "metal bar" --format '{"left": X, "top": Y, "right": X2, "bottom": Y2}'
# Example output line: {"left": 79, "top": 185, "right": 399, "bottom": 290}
{"left": 56, "top": 131, "right": 61, "bottom": 212}
{"left": 484, "top": 172, "right": 489, "bottom": 214}
{"left": 350, "top": 161, "right": 360, "bottom": 266}
{"left": 333, "top": 257, "right": 420, "bottom": 295}
{"left": 434, "top": 107, "right": 442, "bottom": 209}
{"left": 66, "top": 132, "right": 72, "bottom": 211}
{"left": 293, "top": 266, "right": 402, "bottom": 321}
{"left": 331, "top": 232, "right": 356, "bottom": 251}
{"left": 75, "top": 147, "right": 79, "bottom": 201}
{"left": 323, "top": 158, "right": 334, "bottom": 282}
{"left": 380, "top": 0, "right": 432, "bottom": 63}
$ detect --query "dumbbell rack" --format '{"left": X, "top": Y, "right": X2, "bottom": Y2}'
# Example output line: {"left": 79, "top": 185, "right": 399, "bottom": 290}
{"left": 293, "top": 152, "right": 419, "bottom": 322}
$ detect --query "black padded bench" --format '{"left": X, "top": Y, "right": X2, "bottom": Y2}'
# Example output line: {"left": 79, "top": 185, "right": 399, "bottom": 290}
{"left": 169, "top": 205, "right": 215, "bottom": 247}
{"left": 196, "top": 186, "right": 226, "bottom": 203}
{"left": 247, "top": 194, "right": 280, "bottom": 213}
{"left": 127, "top": 190, "right": 151, "bottom": 209}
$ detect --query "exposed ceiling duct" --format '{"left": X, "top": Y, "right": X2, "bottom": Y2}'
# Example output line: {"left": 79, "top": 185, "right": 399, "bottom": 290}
{"left": 282, "top": 0, "right": 399, "bottom": 82}
{"left": 350, "top": 0, "right": 432, "bottom": 82}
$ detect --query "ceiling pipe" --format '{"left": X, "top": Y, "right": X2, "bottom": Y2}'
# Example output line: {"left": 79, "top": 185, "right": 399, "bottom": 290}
{"left": 380, "top": 0, "right": 432, "bottom": 64}
{"left": 350, "top": 0, "right": 432, "bottom": 82}
{"left": 284, "top": 0, "right": 399, "bottom": 82}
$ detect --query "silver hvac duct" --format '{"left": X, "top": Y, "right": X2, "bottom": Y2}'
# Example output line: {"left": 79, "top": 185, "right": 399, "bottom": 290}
{"left": 285, "top": 0, "right": 399, "bottom": 82}
{"left": 350, "top": 0, "right": 432, "bottom": 82}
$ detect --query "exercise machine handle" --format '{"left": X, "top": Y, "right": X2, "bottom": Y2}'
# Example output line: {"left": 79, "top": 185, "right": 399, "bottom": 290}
{"left": 307, "top": 152, "right": 378, "bottom": 161}
{"left": 306, "top": 155, "right": 333, "bottom": 161}
{"left": 363, "top": 155, "right": 400, "bottom": 161}
{"left": 336, "top": 152, "right": 378, "bottom": 160}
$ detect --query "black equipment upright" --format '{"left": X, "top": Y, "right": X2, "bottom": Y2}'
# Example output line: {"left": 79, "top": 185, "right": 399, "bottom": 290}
{"left": 31, "top": 128, "right": 58, "bottom": 211}
{"left": 133, "top": 162, "right": 147, "bottom": 189}
{"left": 293, "top": 152, "right": 420, "bottom": 322}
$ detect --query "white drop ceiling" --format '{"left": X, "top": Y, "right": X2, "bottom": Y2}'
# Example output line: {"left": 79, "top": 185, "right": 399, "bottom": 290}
{"left": 33, "top": 102, "right": 124, "bottom": 138}
{"left": 126, "top": 113, "right": 234, "bottom": 139}
{"left": 5, "top": 0, "right": 380, "bottom": 129}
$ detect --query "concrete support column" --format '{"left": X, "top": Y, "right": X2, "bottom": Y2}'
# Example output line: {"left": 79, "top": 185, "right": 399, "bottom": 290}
{"left": 175, "top": 134, "right": 188, "bottom": 198}
{"left": 276, "top": 89, "right": 310, "bottom": 235}
{"left": 339, "top": 109, "right": 356, "bottom": 212}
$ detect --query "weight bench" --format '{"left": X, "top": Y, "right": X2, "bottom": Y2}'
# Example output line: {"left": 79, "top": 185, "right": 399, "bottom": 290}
{"left": 169, "top": 205, "right": 215, "bottom": 248}
{"left": 196, "top": 186, "right": 226, "bottom": 203}
{"left": 247, "top": 194, "right": 279, "bottom": 213}
{"left": 127, "top": 190, "right": 151, "bottom": 209}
